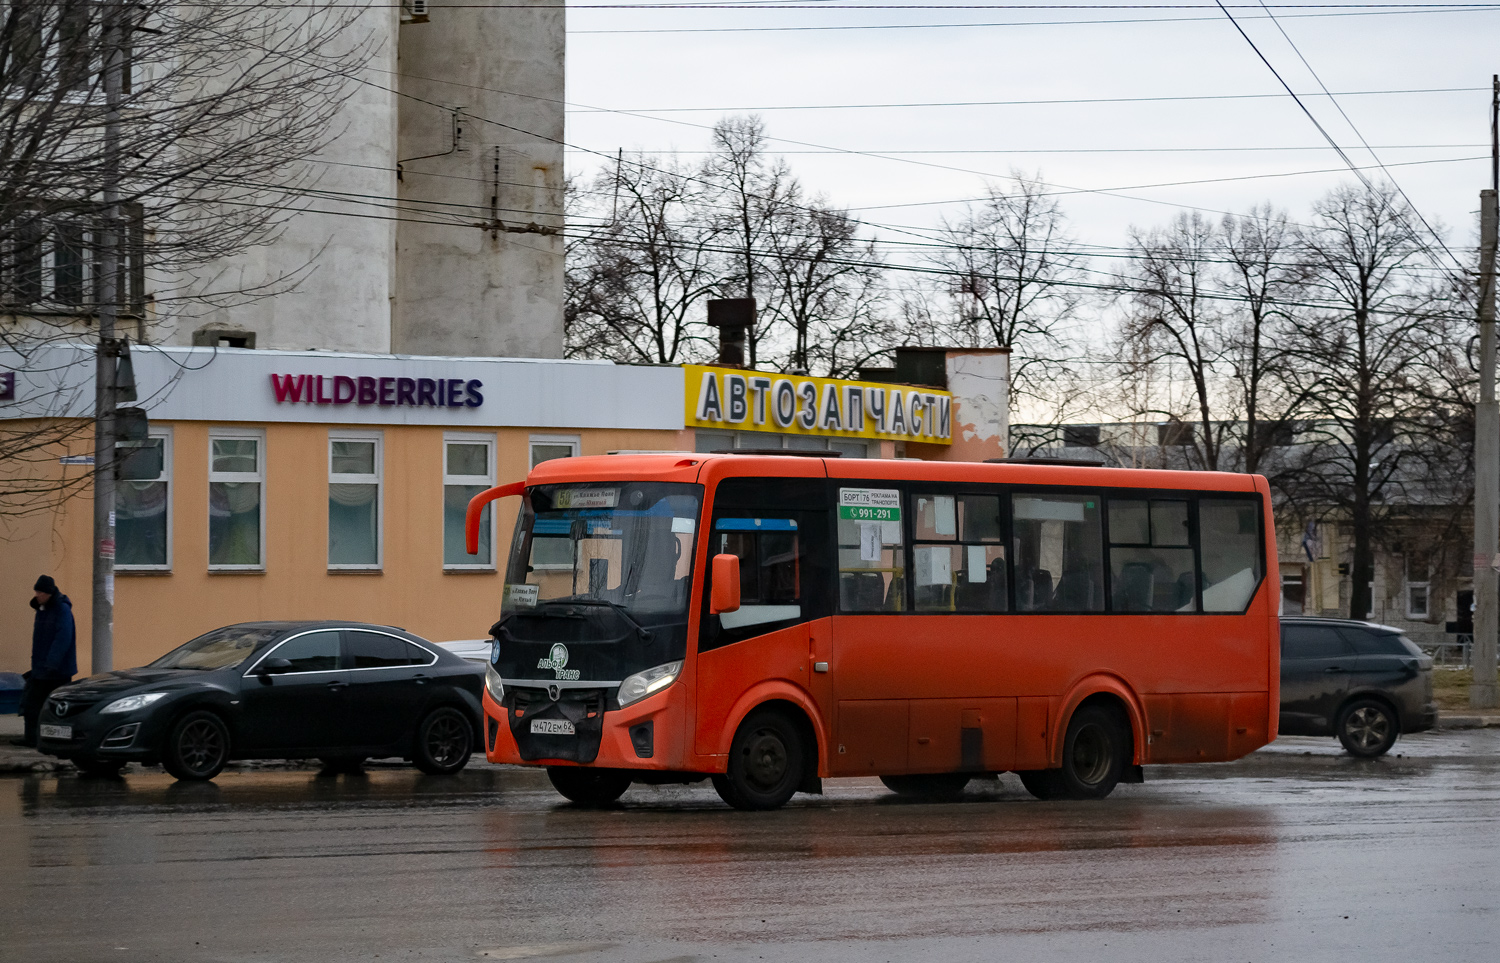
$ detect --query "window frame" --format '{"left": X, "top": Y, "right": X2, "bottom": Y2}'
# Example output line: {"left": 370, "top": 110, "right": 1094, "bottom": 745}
{"left": 327, "top": 430, "right": 383, "bottom": 571}
{"left": 1406, "top": 581, "right": 1430, "bottom": 620}
{"left": 826, "top": 480, "right": 1266, "bottom": 617}
{"left": 115, "top": 425, "right": 172, "bottom": 573}
{"left": 342, "top": 628, "right": 439, "bottom": 671}
{"left": 443, "top": 432, "right": 496, "bottom": 571}
{"left": 241, "top": 629, "right": 345, "bottom": 677}
{"left": 529, "top": 433, "right": 580, "bottom": 469}
{"left": 907, "top": 490, "right": 1008, "bottom": 613}
{"left": 207, "top": 427, "right": 266, "bottom": 572}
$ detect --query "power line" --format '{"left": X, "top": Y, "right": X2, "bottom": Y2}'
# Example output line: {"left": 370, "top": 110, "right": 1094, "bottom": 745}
{"left": 563, "top": 85, "right": 1485, "bottom": 113}
{"left": 572, "top": 4, "right": 1498, "bottom": 30}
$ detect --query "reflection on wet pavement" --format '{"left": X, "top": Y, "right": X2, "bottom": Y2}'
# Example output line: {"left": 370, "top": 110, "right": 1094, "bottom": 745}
{"left": 1, "top": 731, "right": 1496, "bottom": 963}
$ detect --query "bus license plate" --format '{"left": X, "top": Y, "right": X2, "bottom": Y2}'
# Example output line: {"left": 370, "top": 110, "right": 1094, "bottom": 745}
{"left": 40, "top": 724, "right": 72, "bottom": 740}
{"left": 531, "top": 718, "right": 575, "bottom": 735}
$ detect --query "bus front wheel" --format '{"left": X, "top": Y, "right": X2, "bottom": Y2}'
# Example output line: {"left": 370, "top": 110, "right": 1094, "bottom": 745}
{"left": 713, "top": 709, "right": 806, "bottom": 811}
{"left": 547, "top": 766, "right": 632, "bottom": 806}
{"left": 1018, "top": 704, "right": 1129, "bottom": 801}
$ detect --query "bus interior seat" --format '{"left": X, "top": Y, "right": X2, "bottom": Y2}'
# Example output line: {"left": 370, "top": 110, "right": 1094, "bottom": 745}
{"left": 1018, "top": 568, "right": 1053, "bottom": 610}
{"left": 955, "top": 558, "right": 1008, "bottom": 611}
{"left": 1171, "top": 571, "right": 1196, "bottom": 609}
{"left": 1115, "top": 562, "right": 1153, "bottom": 611}
{"left": 1051, "top": 569, "right": 1099, "bottom": 611}
{"left": 841, "top": 572, "right": 885, "bottom": 612}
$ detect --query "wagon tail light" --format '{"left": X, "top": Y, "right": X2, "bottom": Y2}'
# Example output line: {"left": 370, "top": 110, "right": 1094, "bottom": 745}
{"left": 465, "top": 481, "right": 526, "bottom": 555}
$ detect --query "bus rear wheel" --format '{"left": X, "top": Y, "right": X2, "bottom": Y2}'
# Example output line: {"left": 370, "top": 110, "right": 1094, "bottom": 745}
{"left": 713, "top": 709, "right": 806, "bottom": 811}
{"left": 879, "top": 773, "right": 971, "bottom": 799}
{"left": 547, "top": 766, "right": 632, "bottom": 806}
{"left": 1019, "top": 704, "right": 1129, "bottom": 801}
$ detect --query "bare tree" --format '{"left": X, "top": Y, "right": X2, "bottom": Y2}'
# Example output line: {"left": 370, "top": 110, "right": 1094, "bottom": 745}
{"left": 0, "top": 0, "right": 374, "bottom": 514}
{"left": 704, "top": 115, "right": 801, "bottom": 367}
{"left": 1278, "top": 182, "right": 1447, "bottom": 620}
{"left": 762, "top": 200, "right": 888, "bottom": 378}
{"left": 1118, "top": 211, "right": 1233, "bottom": 470}
{"left": 925, "top": 171, "right": 1087, "bottom": 399}
{"left": 564, "top": 154, "right": 724, "bottom": 364}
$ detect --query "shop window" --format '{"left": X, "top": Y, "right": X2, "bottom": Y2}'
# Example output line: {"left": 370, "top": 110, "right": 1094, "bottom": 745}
{"left": 530, "top": 434, "right": 579, "bottom": 469}
{"left": 1107, "top": 498, "right": 1196, "bottom": 612}
{"left": 910, "top": 493, "right": 1006, "bottom": 612}
{"left": 328, "top": 433, "right": 381, "bottom": 569}
{"left": 444, "top": 434, "right": 495, "bottom": 569}
{"left": 1012, "top": 493, "right": 1104, "bottom": 612}
{"left": 116, "top": 429, "right": 171, "bottom": 570}
{"left": 208, "top": 429, "right": 264, "bottom": 570}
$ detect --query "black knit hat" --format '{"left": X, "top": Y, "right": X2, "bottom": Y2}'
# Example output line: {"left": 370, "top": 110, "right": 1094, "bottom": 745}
{"left": 33, "top": 575, "right": 57, "bottom": 595}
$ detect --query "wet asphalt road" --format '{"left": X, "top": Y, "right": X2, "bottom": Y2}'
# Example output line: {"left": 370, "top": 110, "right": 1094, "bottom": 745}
{"left": 2, "top": 732, "right": 1498, "bottom": 963}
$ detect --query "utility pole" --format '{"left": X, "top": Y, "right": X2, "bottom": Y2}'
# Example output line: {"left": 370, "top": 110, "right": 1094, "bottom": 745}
{"left": 1473, "top": 73, "right": 1499, "bottom": 710}
{"left": 91, "top": 2, "right": 125, "bottom": 674}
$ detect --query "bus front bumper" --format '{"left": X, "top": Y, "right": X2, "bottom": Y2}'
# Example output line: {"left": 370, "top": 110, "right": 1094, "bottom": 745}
{"left": 482, "top": 682, "right": 690, "bottom": 771}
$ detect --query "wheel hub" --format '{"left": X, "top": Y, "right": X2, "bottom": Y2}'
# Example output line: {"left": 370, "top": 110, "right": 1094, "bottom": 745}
{"left": 743, "top": 729, "right": 789, "bottom": 789}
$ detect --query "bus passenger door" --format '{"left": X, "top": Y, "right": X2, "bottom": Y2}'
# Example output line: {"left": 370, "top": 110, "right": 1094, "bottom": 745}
{"left": 694, "top": 479, "right": 833, "bottom": 757}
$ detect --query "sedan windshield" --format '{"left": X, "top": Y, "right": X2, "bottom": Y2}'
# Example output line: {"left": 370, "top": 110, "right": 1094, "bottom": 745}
{"left": 503, "top": 482, "right": 701, "bottom": 621}
{"left": 149, "top": 626, "right": 284, "bottom": 670}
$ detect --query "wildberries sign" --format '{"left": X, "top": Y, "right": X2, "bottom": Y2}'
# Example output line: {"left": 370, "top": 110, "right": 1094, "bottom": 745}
{"left": 269, "top": 373, "right": 483, "bottom": 409}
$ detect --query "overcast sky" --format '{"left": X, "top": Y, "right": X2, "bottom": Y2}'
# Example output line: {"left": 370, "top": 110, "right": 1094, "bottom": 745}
{"left": 564, "top": 1, "right": 1496, "bottom": 270}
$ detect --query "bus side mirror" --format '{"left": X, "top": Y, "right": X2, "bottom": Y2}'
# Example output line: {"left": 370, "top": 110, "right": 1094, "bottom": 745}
{"left": 710, "top": 554, "right": 741, "bottom": 615}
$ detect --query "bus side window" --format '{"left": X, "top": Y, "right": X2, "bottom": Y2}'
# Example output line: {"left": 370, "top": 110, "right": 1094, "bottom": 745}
{"left": 1012, "top": 494, "right": 1104, "bottom": 613}
{"left": 838, "top": 501, "right": 905, "bottom": 613}
{"left": 1107, "top": 498, "right": 1197, "bottom": 613}
{"left": 714, "top": 518, "right": 803, "bottom": 631}
{"left": 1199, "top": 499, "right": 1263, "bottom": 612}
{"left": 911, "top": 493, "right": 1007, "bottom": 613}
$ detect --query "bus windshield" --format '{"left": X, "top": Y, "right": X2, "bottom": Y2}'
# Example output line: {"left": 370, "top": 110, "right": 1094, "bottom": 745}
{"left": 502, "top": 482, "right": 701, "bottom": 622}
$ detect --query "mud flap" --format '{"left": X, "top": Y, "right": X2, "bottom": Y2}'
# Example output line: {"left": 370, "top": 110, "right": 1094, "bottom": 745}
{"left": 1121, "top": 764, "right": 1145, "bottom": 784}
{"left": 798, "top": 772, "right": 823, "bottom": 795}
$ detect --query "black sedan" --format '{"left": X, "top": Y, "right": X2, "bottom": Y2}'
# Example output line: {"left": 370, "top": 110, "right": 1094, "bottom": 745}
{"left": 1279, "top": 617, "right": 1437, "bottom": 757}
{"left": 36, "top": 622, "right": 484, "bottom": 780}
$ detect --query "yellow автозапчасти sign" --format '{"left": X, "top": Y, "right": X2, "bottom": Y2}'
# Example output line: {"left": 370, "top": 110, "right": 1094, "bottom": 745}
{"left": 684, "top": 364, "right": 952, "bottom": 445}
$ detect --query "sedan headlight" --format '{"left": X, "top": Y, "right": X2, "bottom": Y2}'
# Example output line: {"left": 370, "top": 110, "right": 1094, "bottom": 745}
{"left": 99, "top": 692, "right": 168, "bottom": 715}
{"left": 484, "top": 663, "right": 504, "bottom": 704}
{"left": 617, "top": 661, "right": 682, "bottom": 708}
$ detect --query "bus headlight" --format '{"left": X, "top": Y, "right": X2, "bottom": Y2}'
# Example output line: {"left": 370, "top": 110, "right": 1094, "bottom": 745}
{"left": 484, "top": 663, "right": 504, "bottom": 704}
{"left": 617, "top": 661, "right": 682, "bottom": 708}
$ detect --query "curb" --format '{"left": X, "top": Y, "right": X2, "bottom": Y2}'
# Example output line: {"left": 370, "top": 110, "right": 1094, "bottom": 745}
{"left": 1436, "top": 714, "right": 1500, "bottom": 730}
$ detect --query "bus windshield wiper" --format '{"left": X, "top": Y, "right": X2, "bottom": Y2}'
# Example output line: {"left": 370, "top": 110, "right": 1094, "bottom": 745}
{"left": 540, "top": 597, "right": 653, "bottom": 642}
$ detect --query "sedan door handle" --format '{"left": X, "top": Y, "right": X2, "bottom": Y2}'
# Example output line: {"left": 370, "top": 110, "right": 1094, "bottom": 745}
{"left": 412, "top": 674, "right": 428, "bottom": 685}
{"left": 1324, "top": 666, "right": 1343, "bottom": 673}
{"left": 326, "top": 680, "right": 348, "bottom": 690}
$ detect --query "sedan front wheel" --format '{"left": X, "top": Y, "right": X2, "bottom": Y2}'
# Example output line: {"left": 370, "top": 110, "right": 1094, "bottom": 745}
{"left": 162, "top": 710, "right": 230, "bottom": 781}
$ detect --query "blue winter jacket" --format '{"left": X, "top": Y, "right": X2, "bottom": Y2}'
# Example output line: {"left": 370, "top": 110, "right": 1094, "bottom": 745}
{"left": 31, "top": 592, "right": 77, "bottom": 680}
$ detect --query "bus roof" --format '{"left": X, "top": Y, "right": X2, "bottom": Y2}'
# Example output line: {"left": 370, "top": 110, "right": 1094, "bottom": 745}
{"left": 525, "top": 451, "right": 1263, "bottom": 493}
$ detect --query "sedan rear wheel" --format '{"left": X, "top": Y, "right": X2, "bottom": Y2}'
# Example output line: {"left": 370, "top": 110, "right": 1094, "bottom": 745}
{"left": 1337, "top": 699, "right": 1398, "bottom": 757}
{"left": 162, "top": 710, "right": 230, "bottom": 782}
{"left": 413, "top": 707, "right": 472, "bottom": 775}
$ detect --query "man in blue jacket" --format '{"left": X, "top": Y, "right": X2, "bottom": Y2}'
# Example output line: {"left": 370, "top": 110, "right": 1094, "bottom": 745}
{"left": 13, "top": 575, "right": 77, "bottom": 748}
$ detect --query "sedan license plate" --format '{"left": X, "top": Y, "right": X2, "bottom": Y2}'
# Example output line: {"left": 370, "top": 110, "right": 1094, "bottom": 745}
{"left": 530, "top": 718, "right": 575, "bottom": 736}
{"left": 39, "top": 724, "right": 72, "bottom": 740}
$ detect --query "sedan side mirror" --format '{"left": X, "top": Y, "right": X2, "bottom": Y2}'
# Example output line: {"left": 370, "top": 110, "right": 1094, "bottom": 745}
{"left": 255, "top": 658, "right": 293, "bottom": 682}
{"left": 710, "top": 553, "right": 741, "bottom": 615}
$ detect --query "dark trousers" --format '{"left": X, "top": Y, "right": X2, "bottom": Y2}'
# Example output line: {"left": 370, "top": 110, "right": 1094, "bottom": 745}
{"left": 19, "top": 676, "right": 69, "bottom": 745}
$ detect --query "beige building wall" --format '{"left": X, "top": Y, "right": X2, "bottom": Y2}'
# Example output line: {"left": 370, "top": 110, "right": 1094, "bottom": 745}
{"left": 0, "top": 421, "right": 676, "bottom": 676}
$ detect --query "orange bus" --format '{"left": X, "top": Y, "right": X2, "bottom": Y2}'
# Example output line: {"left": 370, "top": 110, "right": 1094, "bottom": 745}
{"left": 466, "top": 452, "right": 1279, "bottom": 810}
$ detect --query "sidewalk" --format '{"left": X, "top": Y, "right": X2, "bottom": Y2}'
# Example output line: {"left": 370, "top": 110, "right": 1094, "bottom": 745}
{"left": 0, "top": 714, "right": 67, "bottom": 774}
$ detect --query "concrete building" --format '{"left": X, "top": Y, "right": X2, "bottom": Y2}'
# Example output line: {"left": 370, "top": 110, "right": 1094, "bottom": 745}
{"left": 15, "top": 0, "right": 565, "bottom": 358}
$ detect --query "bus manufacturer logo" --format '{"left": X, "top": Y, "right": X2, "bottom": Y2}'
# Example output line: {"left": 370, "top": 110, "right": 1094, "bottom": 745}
{"left": 537, "top": 644, "right": 580, "bottom": 681}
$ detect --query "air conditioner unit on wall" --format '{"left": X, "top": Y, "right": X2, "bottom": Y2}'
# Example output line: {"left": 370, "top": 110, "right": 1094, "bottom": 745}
{"left": 402, "top": 0, "right": 430, "bottom": 23}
